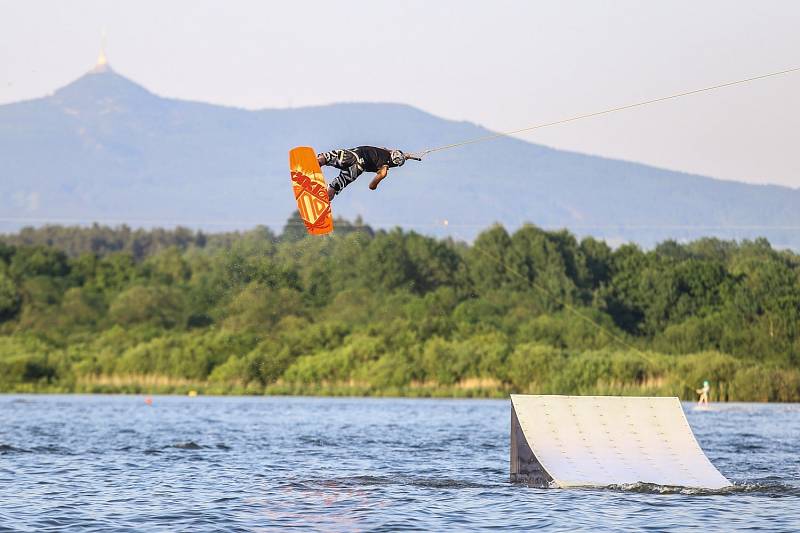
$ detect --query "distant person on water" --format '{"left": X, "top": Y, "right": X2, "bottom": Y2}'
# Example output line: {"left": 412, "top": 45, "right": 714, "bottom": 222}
{"left": 696, "top": 380, "right": 710, "bottom": 406}
{"left": 317, "top": 146, "right": 422, "bottom": 200}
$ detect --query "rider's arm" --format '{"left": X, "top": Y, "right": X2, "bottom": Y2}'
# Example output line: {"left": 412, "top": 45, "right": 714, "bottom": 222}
{"left": 369, "top": 165, "right": 389, "bottom": 190}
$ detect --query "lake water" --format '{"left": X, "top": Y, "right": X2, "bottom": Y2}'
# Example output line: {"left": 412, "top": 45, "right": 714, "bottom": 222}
{"left": 1, "top": 395, "right": 798, "bottom": 531}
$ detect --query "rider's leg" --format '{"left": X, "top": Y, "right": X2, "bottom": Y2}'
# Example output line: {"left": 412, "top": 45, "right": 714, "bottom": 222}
{"left": 328, "top": 162, "right": 363, "bottom": 201}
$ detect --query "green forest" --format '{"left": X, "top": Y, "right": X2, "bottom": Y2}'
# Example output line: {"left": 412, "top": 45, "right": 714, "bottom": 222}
{"left": 1, "top": 215, "right": 799, "bottom": 401}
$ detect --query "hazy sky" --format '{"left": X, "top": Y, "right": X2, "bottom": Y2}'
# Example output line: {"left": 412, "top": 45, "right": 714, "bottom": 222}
{"left": 2, "top": 0, "right": 799, "bottom": 188}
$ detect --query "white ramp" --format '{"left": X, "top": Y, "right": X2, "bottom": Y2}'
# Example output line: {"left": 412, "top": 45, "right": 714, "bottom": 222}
{"left": 510, "top": 395, "right": 730, "bottom": 489}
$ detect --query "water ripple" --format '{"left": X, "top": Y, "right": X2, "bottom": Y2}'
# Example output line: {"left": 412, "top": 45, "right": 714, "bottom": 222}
{"left": 0, "top": 395, "right": 797, "bottom": 531}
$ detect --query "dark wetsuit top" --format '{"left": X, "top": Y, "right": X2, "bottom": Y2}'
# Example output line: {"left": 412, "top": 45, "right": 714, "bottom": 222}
{"left": 356, "top": 146, "right": 398, "bottom": 172}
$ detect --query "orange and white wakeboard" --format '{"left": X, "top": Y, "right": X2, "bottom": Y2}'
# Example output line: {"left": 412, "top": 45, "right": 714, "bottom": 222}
{"left": 289, "top": 146, "right": 333, "bottom": 236}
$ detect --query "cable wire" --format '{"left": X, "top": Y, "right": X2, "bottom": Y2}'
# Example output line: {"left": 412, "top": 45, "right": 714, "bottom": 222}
{"left": 420, "top": 66, "right": 800, "bottom": 156}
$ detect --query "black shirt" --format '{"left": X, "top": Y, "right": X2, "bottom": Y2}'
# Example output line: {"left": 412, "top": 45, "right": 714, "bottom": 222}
{"left": 355, "top": 146, "right": 396, "bottom": 172}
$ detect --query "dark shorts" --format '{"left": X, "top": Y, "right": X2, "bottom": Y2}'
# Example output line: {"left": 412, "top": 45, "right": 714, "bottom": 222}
{"left": 318, "top": 149, "right": 364, "bottom": 196}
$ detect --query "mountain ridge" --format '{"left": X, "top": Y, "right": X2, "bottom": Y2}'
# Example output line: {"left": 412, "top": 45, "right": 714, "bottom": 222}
{"left": 2, "top": 66, "right": 799, "bottom": 248}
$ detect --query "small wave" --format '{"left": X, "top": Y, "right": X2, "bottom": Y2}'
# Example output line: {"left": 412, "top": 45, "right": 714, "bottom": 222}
{"left": 1, "top": 443, "right": 77, "bottom": 455}
{"left": 169, "top": 441, "right": 204, "bottom": 450}
{"left": 726, "top": 479, "right": 800, "bottom": 497}
{"left": 733, "top": 443, "right": 765, "bottom": 451}
{"left": 404, "top": 477, "right": 491, "bottom": 489}
{"left": 302, "top": 475, "right": 493, "bottom": 490}
{"left": 605, "top": 482, "right": 736, "bottom": 495}
{"left": 297, "top": 435, "right": 330, "bottom": 447}
{"left": 31, "top": 445, "right": 73, "bottom": 455}
{"left": 143, "top": 441, "right": 225, "bottom": 452}
{"left": 0, "top": 444, "right": 31, "bottom": 454}
{"left": 605, "top": 480, "right": 800, "bottom": 496}
{"left": 333, "top": 475, "right": 393, "bottom": 487}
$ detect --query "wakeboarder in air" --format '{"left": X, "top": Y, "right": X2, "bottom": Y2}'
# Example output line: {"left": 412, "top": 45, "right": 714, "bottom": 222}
{"left": 317, "top": 146, "right": 422, "bottom": 200}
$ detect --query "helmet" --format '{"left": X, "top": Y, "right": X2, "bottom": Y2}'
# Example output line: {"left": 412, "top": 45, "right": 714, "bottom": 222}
{"left": 390, "top": 149, "right": 406, "bottom": 166}
{"left": 703, "top": 380, "right": 709, "bottom": 386}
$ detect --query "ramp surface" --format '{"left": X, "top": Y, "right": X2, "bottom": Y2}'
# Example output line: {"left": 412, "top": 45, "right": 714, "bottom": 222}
{"left": 510, "top": 395, "right": 730, "bottom": 489}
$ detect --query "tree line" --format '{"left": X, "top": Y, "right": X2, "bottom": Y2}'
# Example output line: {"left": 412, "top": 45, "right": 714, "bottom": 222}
{"left": 0, "top": 214, "right": 798, "bottom": 400}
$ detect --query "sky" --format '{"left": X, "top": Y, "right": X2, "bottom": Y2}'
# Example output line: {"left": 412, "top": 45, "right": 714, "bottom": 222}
{"left": 1, "top": 0, "right": 799, "bottom": 188}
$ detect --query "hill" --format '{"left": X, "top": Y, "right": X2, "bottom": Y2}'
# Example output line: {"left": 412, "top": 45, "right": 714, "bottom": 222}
{"left": 2, "top": 63, "right": 799, "bottom": 247}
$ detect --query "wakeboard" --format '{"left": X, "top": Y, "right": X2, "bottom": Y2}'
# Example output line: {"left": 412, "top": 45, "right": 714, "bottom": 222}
{"left": 289, "top": 146, "right": 333, "bottom": 235}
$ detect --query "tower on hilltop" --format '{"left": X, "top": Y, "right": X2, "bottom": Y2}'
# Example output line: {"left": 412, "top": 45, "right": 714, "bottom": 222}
{"left": 90, "top": 29, "right": 111, "bottom": 73}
